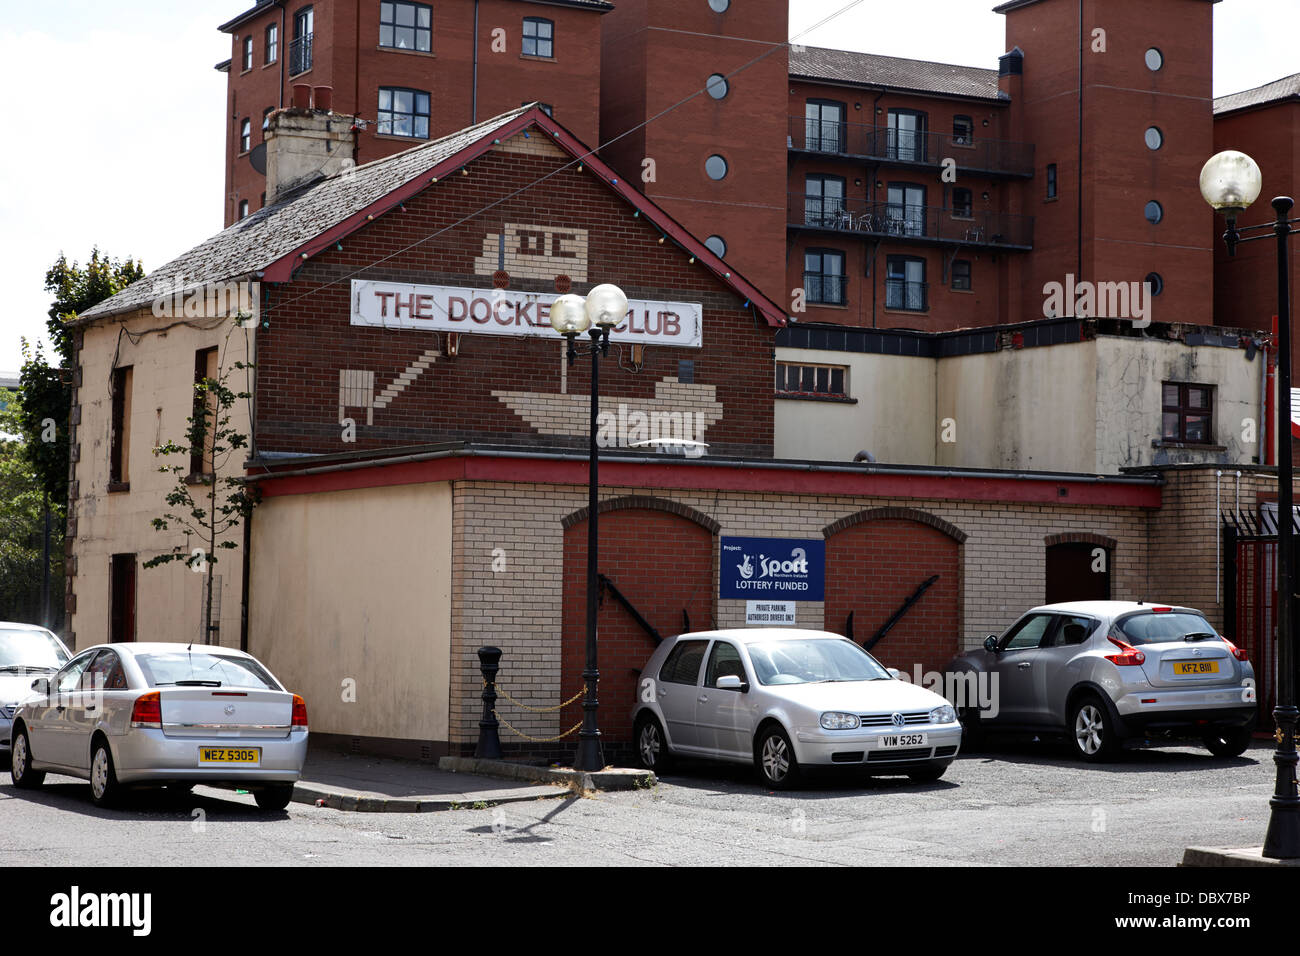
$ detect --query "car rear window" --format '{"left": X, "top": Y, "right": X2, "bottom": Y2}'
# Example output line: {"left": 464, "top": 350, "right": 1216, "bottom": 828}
{"left": 0, "top": 629, "right": 69, "bottom": 670}
{"left": 1116, "top": 612, "right": 1217, "bottom": 646}
{"left": 133, "top": 651, "right": 280, "bottom": 690}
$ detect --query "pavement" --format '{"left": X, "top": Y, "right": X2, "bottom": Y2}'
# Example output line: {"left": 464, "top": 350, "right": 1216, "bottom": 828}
{"left": 293, "top": 746, "right": 570, "bottom": 812}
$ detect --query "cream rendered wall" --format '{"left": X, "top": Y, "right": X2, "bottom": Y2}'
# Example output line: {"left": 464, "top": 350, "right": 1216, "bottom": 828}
{"left": 1093, "top": 337, "right": 1263, "bottom": 473}
{"left": 776, "top": 337, "right": 1263, "bottom": 474}
{"left": 774, "top": 348, "right": 935, "bottom": 464}
{"left": 69, "top": 308, "right": 254, "bottom": 650}
{"left": 248, "top": 483, "right": 453, "bottom": 744}
{"left": 936, "top": 342, "right": 1099, "bottom": 472}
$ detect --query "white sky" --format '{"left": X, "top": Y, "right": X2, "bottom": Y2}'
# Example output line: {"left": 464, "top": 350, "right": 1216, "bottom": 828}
{"left": 1, "top": 0, "right": 1296, "bottom": 373}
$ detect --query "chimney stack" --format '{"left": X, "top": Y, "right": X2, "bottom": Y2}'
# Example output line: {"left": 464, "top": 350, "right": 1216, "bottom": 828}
{"left": 264, "top": 95, "right": 356, "bottom": 205}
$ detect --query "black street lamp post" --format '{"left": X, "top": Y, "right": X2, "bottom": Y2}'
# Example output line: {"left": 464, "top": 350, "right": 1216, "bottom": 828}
{"left": 549, "top": 285, "right": 629, "bottom": 772}
{"left": 1202, "top": 151, "right": 1300, "bottom": 858}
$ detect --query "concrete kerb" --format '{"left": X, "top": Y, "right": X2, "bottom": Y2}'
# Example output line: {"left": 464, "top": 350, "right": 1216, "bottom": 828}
{"left": 439, "top": 756, "right": 657, "bottom": 794}
{"left": 1181, "top": 846, "right": 1300, "bottom": 867}
{"left": 290, "top": 781, "right": 572, "bottom": 813}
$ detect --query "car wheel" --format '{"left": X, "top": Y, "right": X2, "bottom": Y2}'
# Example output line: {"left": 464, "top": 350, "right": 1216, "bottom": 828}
{"left": 1069, "top": 695, "right": 1119, "bottom": 762}
{"left": 754, "top": 725, "right": 800, "bottom": 790}
{"left": 1204, "top": 726, "right": 1252, "bottom": 758}
{"left": 634, "top": 714, "right": 672, "bottom": 773}
{"left": 89, "top": 739, "right": 122, "bottom": 808}
{"left": 10, "top": 729, "right": 44, "bottom": 789}
{"left": 907, "top": 763, "right": 947, "bottom": 783}
{"left": 254, "top": 783, "right": 295, "bottom": 811}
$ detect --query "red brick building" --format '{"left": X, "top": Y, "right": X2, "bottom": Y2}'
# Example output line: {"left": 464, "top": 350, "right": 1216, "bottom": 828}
{"left": 218, "top": 0, "right": 1293, "bottom": 343}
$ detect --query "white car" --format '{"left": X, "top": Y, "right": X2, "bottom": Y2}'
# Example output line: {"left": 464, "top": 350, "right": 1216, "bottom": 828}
{"left": 631, "top": 629, "right": 962, "bottom": 788}
{"left": 10, "top": 642, "right": 308, "bottom": 809}
{"left": 0, "top": 623, "right": 72, "bottom": 764}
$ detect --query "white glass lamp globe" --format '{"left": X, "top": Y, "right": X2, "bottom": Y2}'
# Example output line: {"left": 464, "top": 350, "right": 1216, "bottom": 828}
{"left": 585, "top": 284, "right": 629, "bottom": 329}
{"left": 1199, "top": 150, "right": 1263, "bottom": 216}
{"left": 549, "top": 294, "right": 591, "bottom": 335}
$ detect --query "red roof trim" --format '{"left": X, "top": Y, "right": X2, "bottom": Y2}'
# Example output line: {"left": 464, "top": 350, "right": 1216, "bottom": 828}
{"left": 254, "top": 453, "right": 1162, "bottom": 509}
{"left": 262, "top": 106, "right": 788, "bottom": 327}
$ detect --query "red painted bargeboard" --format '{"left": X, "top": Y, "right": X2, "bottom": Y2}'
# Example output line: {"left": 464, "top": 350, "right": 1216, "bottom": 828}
{"left": 251, "top": 454, "right": 1162, "bottom": 508}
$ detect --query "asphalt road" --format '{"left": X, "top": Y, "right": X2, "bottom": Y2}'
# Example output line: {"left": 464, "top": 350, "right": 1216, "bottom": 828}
{"left": 0, "top": 738, "right": 1275, "bottom": 866}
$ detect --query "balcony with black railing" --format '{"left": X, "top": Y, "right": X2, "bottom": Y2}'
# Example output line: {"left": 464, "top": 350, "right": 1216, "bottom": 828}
{"left": 789, "top": 116, "right": 1036, "bottom": 179}
{"left": 289, "top": 33, "right": 313, "bottom": 76}
{"left": 885, "top": 279, "right": 928, "bottom": 312}
{"left": 789, "top": 194, "right": 1034, "bottom": 250}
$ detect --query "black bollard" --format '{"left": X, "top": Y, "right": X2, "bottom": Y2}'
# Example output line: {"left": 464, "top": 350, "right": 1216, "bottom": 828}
{"left": 476, "top": 646, "right": 503, "bottom": 760}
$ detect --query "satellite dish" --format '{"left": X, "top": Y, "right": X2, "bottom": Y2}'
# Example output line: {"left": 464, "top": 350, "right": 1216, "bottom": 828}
{"left": 249, "top": 142, "right": 267, "bottom": 175}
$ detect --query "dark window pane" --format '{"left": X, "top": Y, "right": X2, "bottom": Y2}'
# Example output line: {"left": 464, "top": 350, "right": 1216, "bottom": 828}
{"left": 1162, "top": 384, "right": 1179, "bottom": 408}
{"left": 1162, "top": 412, "right": 1180, "bottom": 439}
{"left": 1189, "top": 387, "right": 1209, "bottom": 409}
{"left": 831, "top": 368, "right": 845, "bottom": 395}
{"left": 801, "top": 367, "right": 815, "bottom": 391}
{"left": 815, "top": 367, "right": 830, "bottom": 393}
{"left": 1185, "top": 416, "right": 1209, "bottom": 442}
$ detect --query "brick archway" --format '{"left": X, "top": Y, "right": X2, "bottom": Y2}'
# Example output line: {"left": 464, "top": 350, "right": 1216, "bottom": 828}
{"left": 560, "top": 504, "right": 715, "bottom": 755}
{"left": 824, "top": 510, "right": 963, "bottom": 676}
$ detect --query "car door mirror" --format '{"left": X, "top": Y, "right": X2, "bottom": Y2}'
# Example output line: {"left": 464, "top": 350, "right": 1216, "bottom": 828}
{"left": 983, "top": 635, "right": 999, "bottom": 653}
{"left": 31, "top": 677, "right": 49, "bottom": 695}
{"left": 715, "top": 675, "right": 748, "bottom": 693}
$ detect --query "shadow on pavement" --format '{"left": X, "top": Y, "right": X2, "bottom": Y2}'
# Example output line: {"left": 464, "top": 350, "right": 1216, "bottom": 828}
{"left": 1, "top": 774, "right": 292, "bottom": 820}
{"left": 959, "top": 735, "right": 1264, "bottom": 773}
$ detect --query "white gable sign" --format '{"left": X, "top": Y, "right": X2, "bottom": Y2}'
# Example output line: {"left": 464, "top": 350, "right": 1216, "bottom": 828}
{"left": 350, "top": 280, "right": 703, "bottom": 348}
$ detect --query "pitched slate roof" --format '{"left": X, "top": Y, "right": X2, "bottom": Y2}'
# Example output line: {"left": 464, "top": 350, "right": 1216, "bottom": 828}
{"left": 78, "top": 107, "right": 534, "bottom": 322}
{"left": 1215, "top": 72, "right": 1300, "bottom": 115}
{"left": 789, "top": 46, "right": 1004, "bottom": 102}
{"left": 77, "top": 104, "right": 788, "bottom": 329}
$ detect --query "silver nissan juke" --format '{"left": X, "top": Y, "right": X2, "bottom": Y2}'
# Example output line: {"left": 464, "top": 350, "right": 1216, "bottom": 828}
{"left": 947, "top": 601, "right": 1258, "bottom": 761}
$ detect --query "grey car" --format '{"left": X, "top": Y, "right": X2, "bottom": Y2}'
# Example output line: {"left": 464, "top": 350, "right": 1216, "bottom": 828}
{"left": 947, "top": 601, "right": 1258, "bottom": 761}
{"left": 631, "top": 628, "right": 962, "bottom": 788}
{"left": 10, "top": 642, "right": 308, "bottom": 809}
{"left": 0, "top": 623, "right": 71, "bottom": 763}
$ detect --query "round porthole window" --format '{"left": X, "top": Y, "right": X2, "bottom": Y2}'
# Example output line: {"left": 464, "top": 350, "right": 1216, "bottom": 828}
{"left": 1145, "top": 126, "right": 1164, "bottom": 150}
{"left": 1145, "top": 272, "right": 1164, "bottom": 295}
{"left": 705, "top": 235, "right": 727, "bottom": 258}
{"left": 705, "top": 154, "right": 728, "bottom": 180}
{"left": 706, "top": 74, "right": 729, "bottom": 100}
{"left": 1145, "top": 200, "right": 1163, "bottom": 224}
{"left": 709, "top": 0, "right": 730, "bottom": 11}
{"left": 1145, "top": 48, "right": 1164, "bottom": 71}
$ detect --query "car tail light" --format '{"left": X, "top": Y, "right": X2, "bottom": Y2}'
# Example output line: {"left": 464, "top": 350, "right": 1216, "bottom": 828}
{"left": 1223, "top": 637, "right": 1249, "bottom": 662}
{"left": 1104, "top": 636, "right": 1146, "bottom": 666}
{"left": 291, "top": 695, "right": 308, "bottom": 729}
{"left": 130, "top": 692, "right": 162, "bottom": 729}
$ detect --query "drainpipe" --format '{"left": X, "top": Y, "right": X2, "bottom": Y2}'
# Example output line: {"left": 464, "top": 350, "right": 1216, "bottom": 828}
{"left": 472, "top": 0, "right": 480, "bottom": 124}
{"left": 870, "top": 88, "right": 886, "bottom": 329}
{"left": 1076, "top": 0, "right": 1084, "bottom": 284}
{"left": 1261, "top": 338, "right": 1271, "bottom": 465}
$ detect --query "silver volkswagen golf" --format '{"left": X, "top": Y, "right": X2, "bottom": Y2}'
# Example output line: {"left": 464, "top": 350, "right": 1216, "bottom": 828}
{"left": 631, "top": 628, "right": 962, "bottom": 788}
{"left": 947, "top": 601, "right": 1258, "bottom": 761}
{"left": 10, "top": 642, "right": 308, "bottom": 809}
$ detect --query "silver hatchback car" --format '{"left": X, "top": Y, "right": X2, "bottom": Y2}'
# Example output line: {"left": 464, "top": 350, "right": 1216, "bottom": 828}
{"left": 10, "top": 642, "right": 308, "bottom": 809}
{"left": 948, "top": 601, "right": 1258, "bottom": 761}
{"left": 631, "top": 628, "right": 962, "bottom": 788}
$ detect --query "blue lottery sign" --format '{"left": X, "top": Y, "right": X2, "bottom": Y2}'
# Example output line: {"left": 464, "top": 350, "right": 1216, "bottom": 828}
{"left": 719, "top": 537, "right": 825, "bottom": 601}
